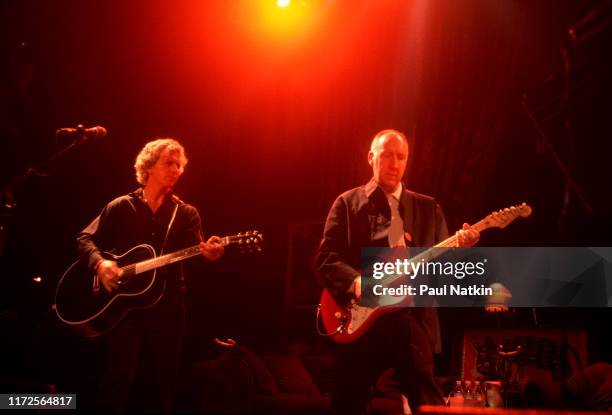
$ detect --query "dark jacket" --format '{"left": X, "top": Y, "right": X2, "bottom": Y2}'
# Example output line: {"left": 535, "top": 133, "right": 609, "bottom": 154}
{"left": 316, "top": 179, "right": 449, "bottom": 352}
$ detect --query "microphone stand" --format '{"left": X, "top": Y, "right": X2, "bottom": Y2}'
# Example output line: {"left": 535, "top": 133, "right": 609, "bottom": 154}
{"left": 1, "top": 127, "right": 92, "bottom": 256}
{"left": 521, "top": 98, "right": 593, "bottom": 218}
{"left": 520, "top": 1, "right": 612, "bottom": 222}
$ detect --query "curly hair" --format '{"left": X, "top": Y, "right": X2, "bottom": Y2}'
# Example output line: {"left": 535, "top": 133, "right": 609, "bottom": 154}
{"left": 134, "top": 138, "right": 188, "bottom": 185}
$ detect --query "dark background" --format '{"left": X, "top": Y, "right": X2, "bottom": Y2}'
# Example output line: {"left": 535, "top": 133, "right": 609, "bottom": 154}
{"left": 1, "top": 0, "right": 611, "bottom": 403}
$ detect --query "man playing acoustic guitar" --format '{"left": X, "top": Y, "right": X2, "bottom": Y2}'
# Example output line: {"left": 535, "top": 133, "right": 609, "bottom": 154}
{"left": 76, "top": 138, "right": 224, "bottom": 413}
{"left": 316, "top": 129, "right": 479, "bottom": 414}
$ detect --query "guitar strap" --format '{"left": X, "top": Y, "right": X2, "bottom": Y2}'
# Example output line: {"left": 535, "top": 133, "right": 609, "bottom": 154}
{"left": 160, "top": 202, "right": 180, "bottom": 255}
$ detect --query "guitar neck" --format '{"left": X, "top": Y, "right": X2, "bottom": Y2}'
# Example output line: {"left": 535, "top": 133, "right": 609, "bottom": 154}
{"left": 383, "top": 217, "right": 493, "bottom": 285}
{"left": 133, "top": 245, "right": 202, "bottom": 275}
{"left": 128, "top": 235, "right": 240, "bottom": 276}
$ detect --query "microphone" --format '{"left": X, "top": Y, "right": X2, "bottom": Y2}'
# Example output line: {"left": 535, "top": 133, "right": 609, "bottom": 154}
{"left": 56, "top": 125, "right": 107, "bottom": 140}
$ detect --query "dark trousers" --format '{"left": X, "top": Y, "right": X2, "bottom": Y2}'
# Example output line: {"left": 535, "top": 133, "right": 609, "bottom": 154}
{"left": 331, "top": 309, "right": 444, "bottom": 415}
{"left": 95, "top": 293, "right": 185, "bottom": 414}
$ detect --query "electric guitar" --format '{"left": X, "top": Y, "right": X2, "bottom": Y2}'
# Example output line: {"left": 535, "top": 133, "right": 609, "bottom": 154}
{"left": 54, "top": 231, "right": 263, "bottom": 337}
{"left": 318, "top": 203, "right": 532, "bottom": 344}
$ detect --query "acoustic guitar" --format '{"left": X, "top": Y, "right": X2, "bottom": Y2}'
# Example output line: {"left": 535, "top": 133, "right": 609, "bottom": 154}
{"left": 54, "top": 231, "right": 263, "bottom": 337}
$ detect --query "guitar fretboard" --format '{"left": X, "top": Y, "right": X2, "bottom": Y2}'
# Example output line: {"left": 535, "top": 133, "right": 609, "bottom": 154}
{"left": 133, "top": 245, "right": 203, "bottom": 275}
{"left": 121, "top": 234, "right": 258, "bottom": 276}
{"left": 382, "top": 215, "right": 508, "bottom": 286}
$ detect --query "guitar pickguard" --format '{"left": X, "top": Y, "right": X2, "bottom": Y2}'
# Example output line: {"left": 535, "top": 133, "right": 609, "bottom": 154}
{"left": 346, "top": 303, "right": 375, "bottom": 334}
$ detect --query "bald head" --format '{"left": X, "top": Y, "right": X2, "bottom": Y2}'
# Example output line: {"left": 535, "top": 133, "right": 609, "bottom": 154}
{"left": 370, "top": 129, "right": 409, "bottom": 153}
{"left": 368, "top": 129, "right": 409, "bottom": 193}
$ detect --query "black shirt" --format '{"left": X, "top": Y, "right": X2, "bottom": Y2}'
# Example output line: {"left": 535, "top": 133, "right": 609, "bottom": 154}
{"left": 76, "top": 188, "right": 204, "bottom": 289}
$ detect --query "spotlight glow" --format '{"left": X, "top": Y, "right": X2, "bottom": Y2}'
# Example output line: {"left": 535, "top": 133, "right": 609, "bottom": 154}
{"left": 246, "top": 0, "right": 318, "bottom": 43}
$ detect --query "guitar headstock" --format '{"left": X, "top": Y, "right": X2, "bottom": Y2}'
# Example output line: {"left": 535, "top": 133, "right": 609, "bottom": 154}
{"left": 226, "top": 230, "right": 263, "bottom": 253}
{"left": 483, "top": 203, "right": 532, "bottom": 229}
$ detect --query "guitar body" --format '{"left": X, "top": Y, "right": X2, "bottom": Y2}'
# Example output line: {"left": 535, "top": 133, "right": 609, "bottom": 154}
{"left": 319, "top": 288, "right": 397, "bottom": 344}
{"left": 54, "top": 244, "right": 164, "bottom": 337}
